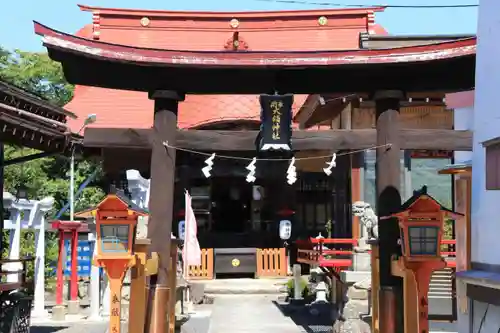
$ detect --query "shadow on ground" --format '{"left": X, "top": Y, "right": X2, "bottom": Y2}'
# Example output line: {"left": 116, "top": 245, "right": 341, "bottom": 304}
{"left": 30, "top": 327, "right": 70, "bottom": 333}
{"left": 273, "top": 300, "right": 337, "bottom": 333}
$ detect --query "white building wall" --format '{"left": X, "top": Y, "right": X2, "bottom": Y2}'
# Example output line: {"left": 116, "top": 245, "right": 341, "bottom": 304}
{"left": 471, "top": 0, "right": 500, "bottom": 266}
{"left": 463, "top": 0, "right": 500, "bottom": 331}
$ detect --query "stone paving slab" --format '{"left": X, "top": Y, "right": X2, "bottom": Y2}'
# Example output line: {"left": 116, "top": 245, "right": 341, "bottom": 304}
{"left": 31, "top": 322, "right": 107, "bottom": 333}
{"left": 208, "top": 294, "right": 302, "bottom": 333}
{"left": 180, "top": 310, "right": 212, "bottom": 333}
{"left": 199, "top": 278, "right": 289, "bottom": 295}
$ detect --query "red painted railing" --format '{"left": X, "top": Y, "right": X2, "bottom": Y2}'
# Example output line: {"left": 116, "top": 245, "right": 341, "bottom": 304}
{"left": 296, "top": 238, "right": 456, "bottom": 270}
{"left": 441, "top": 239, "right": 456, "bottom": 268}
{"left": 296, "top": 238, "right": 357, "bottom": 272}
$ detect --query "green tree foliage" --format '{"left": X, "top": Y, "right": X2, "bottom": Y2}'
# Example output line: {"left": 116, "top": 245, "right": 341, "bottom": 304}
{"left": 1, "top": 47, "right": 106, "bottom": 282}
{"left": 0, "top": 48, "right": 73, "bottom": 106}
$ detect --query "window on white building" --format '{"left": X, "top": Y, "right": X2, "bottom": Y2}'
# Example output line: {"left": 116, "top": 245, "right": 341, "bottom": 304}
{"left": 484, "top": 139, "right": 500, "bottom": 190}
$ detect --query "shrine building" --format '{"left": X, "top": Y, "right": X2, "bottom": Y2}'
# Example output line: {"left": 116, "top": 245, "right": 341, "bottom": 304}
{"left": 38, "top": 4, "right": 474, "bottom": 279}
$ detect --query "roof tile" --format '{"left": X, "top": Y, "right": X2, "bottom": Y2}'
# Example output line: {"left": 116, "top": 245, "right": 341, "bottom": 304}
{"left": 66, "top": 88, "right": 307, "bottom": 130}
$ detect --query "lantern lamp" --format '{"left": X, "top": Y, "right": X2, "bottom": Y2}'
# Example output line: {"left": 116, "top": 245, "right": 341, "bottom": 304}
{"left": 92, "top": 192, "right": 147, "bottom": 259}
{"left": 399, "top": 223, "right": 442, "bottom": 260}
{"left": 391, "top": 186, "right": 461, "bottom": 262}
{"left": 77, "top": 191, "right": 147, "bottom": 333}
{"left": 99, "top": 223, "right": 132, "bottom": 254}
{"left": 385, "top": 186, "right": 463, "bottom": 333}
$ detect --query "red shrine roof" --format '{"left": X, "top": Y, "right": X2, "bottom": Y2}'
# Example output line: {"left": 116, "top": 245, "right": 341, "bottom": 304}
{"left": 50, "top": 5, "right": 388, "bottom": 131}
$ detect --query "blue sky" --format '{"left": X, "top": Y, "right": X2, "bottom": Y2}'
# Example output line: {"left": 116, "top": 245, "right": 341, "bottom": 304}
{"left": 1, "top": 0, "right": 478, "bottom": 51}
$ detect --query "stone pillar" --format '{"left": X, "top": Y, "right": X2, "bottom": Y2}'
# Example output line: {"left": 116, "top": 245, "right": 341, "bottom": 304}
{"left": 88, "top": 232, "right": 101, "bottom": 320}
{"left": 7, "top": 205, "right": 22, "bottom": 283}
{"left": 335, "top": 231, "right": 372, "bottom": 332}
{"left": 2, "top": 192, "right": 14, "bottom": 278}
{"left": 32, "top": 197, "right": 55, "bottom": 318}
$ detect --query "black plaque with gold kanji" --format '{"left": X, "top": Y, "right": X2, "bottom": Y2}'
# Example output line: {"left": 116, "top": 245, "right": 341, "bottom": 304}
{"left": 257, "top": 94, "right": 293, "bottom": 152}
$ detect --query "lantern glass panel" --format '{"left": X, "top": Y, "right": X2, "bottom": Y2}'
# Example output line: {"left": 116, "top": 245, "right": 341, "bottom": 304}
{"left": 100, "top": 224, "right": 130, "bottom": 253}
{"left": 408, "top": 226, "right": 439, "bottom": 256}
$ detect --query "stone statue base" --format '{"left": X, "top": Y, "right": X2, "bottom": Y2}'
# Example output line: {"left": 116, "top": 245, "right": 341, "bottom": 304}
{"left": 333, "top": 317, "right": 371, "bottom": 333}
{"left": 334, "top": 271, "right": 372, "bottom": 333}
{"left": 353, "top": 252, "right": 371, "bottom": 272}
{"left": 333, "top": 280, "right": 371, "bottom": 333}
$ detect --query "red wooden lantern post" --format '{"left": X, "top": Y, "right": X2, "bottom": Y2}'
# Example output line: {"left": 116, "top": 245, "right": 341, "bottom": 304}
{"left": 91, "top": 193, "right": 146, "bottom": 333}
{"left": 388, "top": 186, "right": 462, "bottom": 333}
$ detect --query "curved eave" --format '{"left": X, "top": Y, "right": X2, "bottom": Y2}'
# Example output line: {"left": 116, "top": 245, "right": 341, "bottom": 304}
{"left": 0, "top": 80, "right": 77, "bottom": 120}
{"left": 35, "top": 22, "right": 476, "bottom": 68}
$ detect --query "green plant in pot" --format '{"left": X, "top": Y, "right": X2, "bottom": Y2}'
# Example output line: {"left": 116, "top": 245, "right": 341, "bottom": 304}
{"left": 285, "top": 277, "right": 310, "bottom": 299}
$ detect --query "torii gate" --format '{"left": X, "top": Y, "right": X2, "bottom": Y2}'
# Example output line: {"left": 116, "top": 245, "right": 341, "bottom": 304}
{"left": 3, "top": 192, "right": 54, "bottom": 318}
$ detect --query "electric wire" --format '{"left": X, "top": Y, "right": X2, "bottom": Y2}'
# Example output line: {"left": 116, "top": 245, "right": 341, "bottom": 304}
{"left": 252, "top": 0, "right": 478, "bottom": 8}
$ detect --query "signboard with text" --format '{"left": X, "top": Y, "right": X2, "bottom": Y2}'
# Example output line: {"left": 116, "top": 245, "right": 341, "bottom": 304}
{"left": 257, "top": 94, "right": 293, "bottom": 152}
{"left": 64, "top": 240, "right": 93, "bottom": 278}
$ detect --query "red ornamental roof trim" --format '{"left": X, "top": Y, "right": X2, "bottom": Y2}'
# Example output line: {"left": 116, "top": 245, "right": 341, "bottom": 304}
{"left": 77, "top": 4, "right": 386, "bottom": 18}
{"left": 35, "top": 22, "right": 476, "bottom": 68}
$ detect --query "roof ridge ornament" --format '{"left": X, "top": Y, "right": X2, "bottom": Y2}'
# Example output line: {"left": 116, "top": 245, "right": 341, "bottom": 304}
{"left": 92, "top": 11, "right": 101, "bottom": 40}
{"left": 140, "top": 17, "right": 151, "bottom": 27}
{"left": 229, "top": 18, "right": 239, "bottom": 29}
{"left": 318, "top": 16, "right": 328, "bottom": 26}
{"left": 224, "top": 31, "right": 249, "bottom": 51}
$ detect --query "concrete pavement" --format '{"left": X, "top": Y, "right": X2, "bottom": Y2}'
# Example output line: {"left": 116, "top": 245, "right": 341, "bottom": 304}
{"left": 208, "top": 294, "right": 302, "bottom": 333}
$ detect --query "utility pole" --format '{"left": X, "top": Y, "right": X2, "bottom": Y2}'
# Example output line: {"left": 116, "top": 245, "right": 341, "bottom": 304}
{"left": 69, "top": 114, "right": 97, "bottom": 221}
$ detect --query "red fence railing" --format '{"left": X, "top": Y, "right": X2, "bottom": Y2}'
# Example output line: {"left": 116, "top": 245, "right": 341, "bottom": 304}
{"left": 296, "top": 238, "right": 456, "bottom": 270}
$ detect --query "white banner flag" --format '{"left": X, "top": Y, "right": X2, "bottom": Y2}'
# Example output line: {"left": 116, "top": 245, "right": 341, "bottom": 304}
{"left": 183, "top": 191, "right": 202, "bottom": 270}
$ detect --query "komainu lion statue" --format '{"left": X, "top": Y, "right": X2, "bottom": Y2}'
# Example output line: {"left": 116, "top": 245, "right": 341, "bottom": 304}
{"left": 352, "top": 201, "right": 379, "bottom": 240}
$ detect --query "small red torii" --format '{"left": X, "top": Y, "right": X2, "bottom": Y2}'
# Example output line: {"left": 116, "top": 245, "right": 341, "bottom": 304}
{"left": 50, "top": 220, "right": 89, "bottom": 312}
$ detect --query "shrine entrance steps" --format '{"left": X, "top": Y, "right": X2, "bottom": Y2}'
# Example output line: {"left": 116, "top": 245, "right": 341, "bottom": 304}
{"left": 195, "top": 278, "right": 289, "bottom": 295}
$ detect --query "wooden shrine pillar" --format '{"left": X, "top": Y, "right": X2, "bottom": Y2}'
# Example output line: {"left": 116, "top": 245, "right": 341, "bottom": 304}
{"left": 146, "top": 90, "right": 185, "bottom": 333}
{"left": 350, "top": 152, "right": 363, "bottom": 240}
{"left": 334, "top": 154, "right": 350, "bottom": 238}
{"left": 374, "top": 90, "right": 404, "bottom": 333}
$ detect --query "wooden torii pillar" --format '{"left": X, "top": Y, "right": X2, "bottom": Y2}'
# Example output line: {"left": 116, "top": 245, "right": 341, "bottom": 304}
{"left": 146, "top": 90, "right": 185, "bottom": 333}
{"left": 374, "top": 90, "right": 404, "bottom": 333}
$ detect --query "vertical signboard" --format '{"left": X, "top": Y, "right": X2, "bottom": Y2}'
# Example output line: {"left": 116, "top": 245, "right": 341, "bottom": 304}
{"left": 257, "top": 94, "right": 294, "bottom": 152}
{"left": 64, "top": 240, "right": 93, "bottom": 278}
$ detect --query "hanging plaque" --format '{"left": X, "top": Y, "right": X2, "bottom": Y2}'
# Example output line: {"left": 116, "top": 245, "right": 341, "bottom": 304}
{"left": 257, "top": 94, "right": 293, "bottom": 152}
